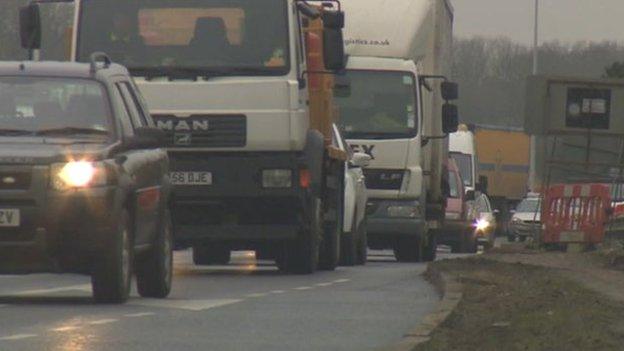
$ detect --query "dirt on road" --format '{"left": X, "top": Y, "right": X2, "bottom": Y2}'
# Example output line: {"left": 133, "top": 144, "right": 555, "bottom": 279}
{"left": 416, "top": 246, "right": 624, "bottom": 351}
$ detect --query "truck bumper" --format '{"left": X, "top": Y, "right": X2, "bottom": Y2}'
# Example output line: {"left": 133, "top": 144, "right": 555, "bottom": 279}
{"left": 169, "top": 152, "right": 310, "bottom": 245}
{"left": 365, "top": 199, "right": 426, "bottom": 248}
{"left": 0, "top": 185, "right": 120, "bottom": 273}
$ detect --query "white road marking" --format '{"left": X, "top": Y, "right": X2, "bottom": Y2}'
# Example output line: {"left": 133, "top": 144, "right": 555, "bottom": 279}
{"left": 0, "top": 334, "right": 38, "bottom": 341}
{"left": 246, "top": 293, "right": 268, "bottom": 298}
{"left": 294, "top": 286, "right": 312, "bottom": 291}
{"left": 87, "top": 319, "right": 118, "bottom": 326}
{"left": 130, "top": 298, "right": 242, "bottom": 312}
{"left": 270, "top": 290, "right": 286, "bottom": 294}
{"left": 50, "top": 326, "right": 80, "bottom": 332}
{"left": 333, "top": 279, "right": 351, "bottom": 284}
{"left": 123, "top": 312, "right": 156, "bottom": 318}
{"left": 10, "top": 284, "right": 91, "bottom": 296}
{"left": 315, "top": 282, "right": 333, "bottom": 287}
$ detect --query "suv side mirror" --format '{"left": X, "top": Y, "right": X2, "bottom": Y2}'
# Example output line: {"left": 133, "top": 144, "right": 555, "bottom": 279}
{"left": 126, "top": 127, "right": 167, "bottom": 149}
{"left": 442, "top": 103, "right": 459, "bottom": 134}
{"left": 441, "top": 81, "right": 459, "bottom": 100}
{"left": 323, "top": 28, "right": 346, "bottom": 71}
{"left": 350, "top": 152, "right": 372, "bottom": 168}
{"left": 20, "top": 4, "right": 42, "bottom": 50}
{"left": 465, "top": 190, "right": 476, "bottom": 202}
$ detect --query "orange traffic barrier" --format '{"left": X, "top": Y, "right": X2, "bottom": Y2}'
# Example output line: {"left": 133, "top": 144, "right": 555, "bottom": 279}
{"left": 542, "top": 183, "right": 611, "bottom": 245}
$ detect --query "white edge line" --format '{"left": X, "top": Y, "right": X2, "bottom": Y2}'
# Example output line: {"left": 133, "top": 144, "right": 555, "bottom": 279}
{"left": 333, "top": 279, "right": 351, "bottom": 283}
{"left": 50, "top": 326, "right": 80, "bottom": 332}
{"left": 0, "top": 334, "right": 38, "bottom": 341}
{"left": 124, "top": 312, "right": 156, "bottom": 318}
{"left": 87, "top": 319, "right": 119, "bottom": 326}
{"left": 294, "top": 286, "right": 312, "bottom": 291}
{"left": 315, "top": 283, "right": 333, "bottom": 287}
{"left": 270, "top": 290, "right": 286, "bottom": 294}
{"left": 246, "top": 293, "right": 268, "bottom": 298}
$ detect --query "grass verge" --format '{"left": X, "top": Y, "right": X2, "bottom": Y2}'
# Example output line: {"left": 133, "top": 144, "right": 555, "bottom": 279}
{"left": 416, "top": 257, "right": 624, "bottom": 351}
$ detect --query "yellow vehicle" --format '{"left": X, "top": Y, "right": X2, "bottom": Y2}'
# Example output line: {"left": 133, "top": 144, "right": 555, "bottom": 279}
{"left": 474, "top": 125, "right": 530, "bottom": 232}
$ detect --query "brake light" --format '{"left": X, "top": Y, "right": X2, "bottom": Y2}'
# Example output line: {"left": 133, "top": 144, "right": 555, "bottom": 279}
{"left": 299, "top": 169, "right": 311, "bottom": 188}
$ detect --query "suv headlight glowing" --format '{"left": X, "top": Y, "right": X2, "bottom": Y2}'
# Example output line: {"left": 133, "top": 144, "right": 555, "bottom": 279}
{"left": 474, "top": 218, "right": 491, "bottom": 231}
{"left": 51, "top": 161, "right": 107, "bottom": 190}
{"left": 262, "top": 169, "right": 292, "bottom": 188}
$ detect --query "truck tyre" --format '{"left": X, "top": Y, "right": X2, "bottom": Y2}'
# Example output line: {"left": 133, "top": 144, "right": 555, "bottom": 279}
{"left": 136, "top": 208, "right": 173, "bottom": 299}
{"left": 394, "top": 237, "right": 422, "bottom": 263}
{"left": 461, "top": 231, "right": 478, "bottom": 253}
{"left": 193, "top": 245, "right": 231, "bottom": 265}
{"left": 356, "top": 220, "right": 368, "bottom": 265}
{"left": 507, "top": 234, "right": 516, "bottom": 242}
{"left": 319, "top": 174, "right": 342, "bottom": 271}
{"left": 92, "top": 209, "right": 133, "bottom": 304}
{"left": 422, "top": 232, "right": 437, "bottom": 262}
{"left": 279, "top": 198, "right": 322, "bottom": 274}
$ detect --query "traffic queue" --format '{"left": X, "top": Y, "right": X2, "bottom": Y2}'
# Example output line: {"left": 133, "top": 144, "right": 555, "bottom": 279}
{"left": 1, "top": 0, "right": 461, "bottom": 303}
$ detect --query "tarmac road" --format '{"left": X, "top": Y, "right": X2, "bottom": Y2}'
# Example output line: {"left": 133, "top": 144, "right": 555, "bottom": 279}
{"left": 0, "top": 249, "right": 442, "bottom": 351}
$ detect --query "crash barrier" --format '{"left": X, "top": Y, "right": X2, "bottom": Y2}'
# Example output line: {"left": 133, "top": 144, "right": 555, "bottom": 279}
{"left": 542, "top": 183, "right": 611, "bottom": 245}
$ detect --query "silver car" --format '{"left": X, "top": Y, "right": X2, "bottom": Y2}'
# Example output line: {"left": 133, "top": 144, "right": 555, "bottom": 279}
{"left": 508, "top": 196, "right": 541, "bottom": 242}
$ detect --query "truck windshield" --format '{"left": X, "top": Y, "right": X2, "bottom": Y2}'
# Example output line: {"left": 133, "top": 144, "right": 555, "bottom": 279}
{"left": 0, "top": 77, "right": 111, "bottom": 138}
{"left": 335, "top": 70, "right": 418, "bottom": 139}
{"left": 76, "top": 0, "right": 290, "bottom": 77}
{"left": 450, "top": 152, "right": 473, "bottom": 187}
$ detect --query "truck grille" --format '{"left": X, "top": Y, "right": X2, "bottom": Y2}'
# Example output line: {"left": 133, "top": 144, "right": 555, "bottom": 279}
{"left": 0, "top": 171, "right": 32, "bottom": 190}
{"left": 363, "top": 169, "right": 404, "bottom": 190}
{"left": 153, "top": 114, "right": 247, "bottom": 148}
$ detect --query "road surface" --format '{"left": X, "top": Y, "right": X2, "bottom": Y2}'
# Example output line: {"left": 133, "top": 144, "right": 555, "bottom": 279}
{"left": 0, "top": 250, "right": 442, "bottom": 351}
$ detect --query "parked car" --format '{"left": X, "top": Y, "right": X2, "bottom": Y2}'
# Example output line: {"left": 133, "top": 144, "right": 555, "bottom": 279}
{"left": 467, "top": 190, "right": 497, "bottom": 250}
{"left": 0, "top": 56, "right": 172, "bottom": 303}
{"left": 333, "top": 125, "right": 370, "bottom": 265}
{"left": 438, "top": 158, "right": 475, "bottom": 253}
{"left": 508, "top": 194, "right": 541, "bottom": 242}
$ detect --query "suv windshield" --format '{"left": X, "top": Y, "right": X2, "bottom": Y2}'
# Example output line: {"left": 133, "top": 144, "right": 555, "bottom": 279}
{"left": 335, "top": 70, "right": 418, "bottom": 139}
{"left": 76, "top": 0, "right": 290, "bottom": 77}
{"left": 0, "top": 77, "right": 111, "bottom": 137}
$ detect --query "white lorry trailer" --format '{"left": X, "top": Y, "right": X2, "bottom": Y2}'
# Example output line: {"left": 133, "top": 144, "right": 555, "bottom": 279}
{"left": 335, "top": 0, "right": 458, "bottom": 261}
{"left": 20, "top": 0, "right": 349, "bottom": 274}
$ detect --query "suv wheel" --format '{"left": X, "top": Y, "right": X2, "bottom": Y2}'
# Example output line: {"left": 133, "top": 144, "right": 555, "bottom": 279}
{"left": 92, "top": 209, "right": 133, "bottom": 304}
{"left": 136, "top": 208, "right": 173, "bottom": 298}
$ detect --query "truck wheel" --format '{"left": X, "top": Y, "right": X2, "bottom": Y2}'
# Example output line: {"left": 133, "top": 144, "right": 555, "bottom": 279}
{"left": 422, "top": 232, "right": 437, "bottom": 262}
{"left": 91, "top": 209, "right": 133, "bottom": 304}
{"left": 193, "top": 245, "right": 231, "bottom": 265}
{"left": 519, "top": 235, "right": 527, "bottom": 243}
{"left": 279, "top": 198, "right": 321, "bottom": 274}
{"left": 394, "top": 237, "right": 422, "bottom": 263}
{"left": 319, "top": 220, "right": 340, "bottom": 271}
{"left": 507, "top": 234, "right": 516, "bottom": 242}
{"left": 355, "top": 221, "right": 368, "bottom": 266}
{"left": 461, "top": 231, "right": 478, "bottom": 253}
{"left": 136, "top": 208, "right": 173, "bottom": 299}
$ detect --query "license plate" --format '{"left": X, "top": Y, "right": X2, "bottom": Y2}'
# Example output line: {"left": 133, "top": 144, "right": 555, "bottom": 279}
{"left": 170, "top": 172, "right": 212, "bottom": 186}
{"left": 0, "top": 209, "right": 20, "bottom": 227}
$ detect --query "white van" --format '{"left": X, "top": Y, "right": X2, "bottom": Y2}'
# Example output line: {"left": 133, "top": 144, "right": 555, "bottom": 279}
{"left": 450, "top": 125, "right": 477, "bottom": 193}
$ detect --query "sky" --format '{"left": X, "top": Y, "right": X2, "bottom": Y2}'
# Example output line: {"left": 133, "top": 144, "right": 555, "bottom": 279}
{"left": 452, "top": 0, "right": 624, "bottom": 45}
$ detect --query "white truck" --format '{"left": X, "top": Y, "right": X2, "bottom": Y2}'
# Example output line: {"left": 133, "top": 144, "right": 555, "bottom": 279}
{"left": 20, "top": 0, "right": 349, "bottom": 274}
{"left": 335, "top": 0, "right": 458, "bottom": 262}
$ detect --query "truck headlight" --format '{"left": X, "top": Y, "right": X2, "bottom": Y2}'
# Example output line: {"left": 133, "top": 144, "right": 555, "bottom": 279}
{"left": 262, "top": 169, "right": 292, "bottom": 188}
{"left": 51, "top": 161, "right": 107, "bottom": 190}
{"left": 387, "top": 205, "right": 420, "bottom": 218}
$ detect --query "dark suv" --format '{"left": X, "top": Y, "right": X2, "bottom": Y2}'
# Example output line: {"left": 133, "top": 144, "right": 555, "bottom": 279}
{"left": 0, "top": 54, "right": 173, "bottom": 303}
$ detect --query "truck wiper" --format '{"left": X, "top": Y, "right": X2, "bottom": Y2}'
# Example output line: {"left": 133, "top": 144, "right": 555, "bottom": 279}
{"left": 133, "top": 66, "right": 278, "bottom": 81}
{"left": 0, "top": 129, "right": 35, "bottom": 136}
{"left": 36, "top": 127, "right": 109, "bottom": 136}
{"left": 346, "top": 131, "right": 412, "bottom": 139}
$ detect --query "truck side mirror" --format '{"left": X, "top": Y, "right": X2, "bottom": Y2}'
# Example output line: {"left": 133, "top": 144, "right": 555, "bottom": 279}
{"left": 441, "top": 81, "right": 459, "bottom": 101}
{"left": 323, "top": 28, "right": 346, "bottom": 71}
{"left": 477, "top": 175, "right": 489, "bottom": 194}
{"left": 350, "top": 152, "right": 372, "bottom": 168}
{"left": 442, "top": 103, "right": 459, "bottom": 134}
{"left": 465, "top": 190, "right": 476, "bottom": 201}
{"left": 20, "top": 4, "right": 42, "bottom": 50}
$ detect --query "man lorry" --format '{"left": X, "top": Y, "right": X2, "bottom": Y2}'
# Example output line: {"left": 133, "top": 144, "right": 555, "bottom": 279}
{"left": 335, "top": 0, "right": 459, "bottom": 262}
{"left": 21, "top": 0, "right": 349, "bottom": 274}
